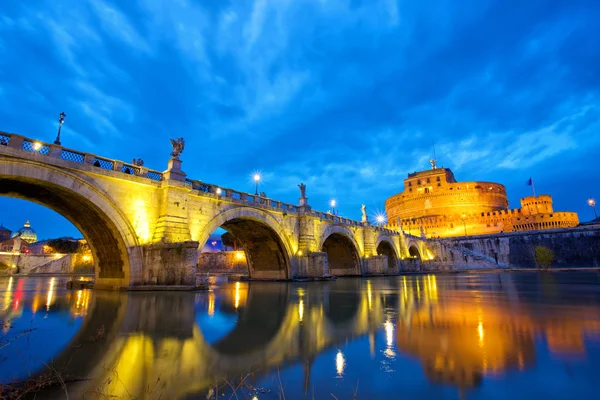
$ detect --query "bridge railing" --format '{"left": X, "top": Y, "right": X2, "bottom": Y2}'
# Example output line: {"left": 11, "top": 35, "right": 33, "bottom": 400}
{"left": 2, "top": 132, "right": 399, "bottom": 233}
{"left": 0, "top": 132, "right": 164, "bottom": 182}
{"left": 185, "top": 179, "right": 299, "bottom": 213}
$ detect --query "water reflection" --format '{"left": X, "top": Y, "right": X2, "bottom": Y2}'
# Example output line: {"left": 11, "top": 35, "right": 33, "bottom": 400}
{"left": 0, "top": 272, "right": 599, "bottom": 399}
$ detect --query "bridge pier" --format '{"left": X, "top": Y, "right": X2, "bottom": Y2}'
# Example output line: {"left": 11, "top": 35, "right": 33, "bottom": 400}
{"left": 363, "top": 255, "right": 388, "bottom": 275}
{"left": 294, "top": 252, "right": 330, "bottom": 278}
{"left": 139, "top": 242, "right": 199, "bottom": 286}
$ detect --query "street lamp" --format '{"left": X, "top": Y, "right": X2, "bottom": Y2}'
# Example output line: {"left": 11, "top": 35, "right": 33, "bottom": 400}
{"left": 589, "top": 197, "right": 597, "bottom": 219}
{"left": 54, "top": 112, "right": 66, "bottom": 145}
{"left": 330, "top": 199, "right": 336, "bottom": 215}
{"left": 461, "top": 213, "right": 468, "bottom": 236}
{"left": 375, "top": 213, "right": 386, "bottom": 226}
{"left": 253, "top": 173, "right": 261, "bottom": 195}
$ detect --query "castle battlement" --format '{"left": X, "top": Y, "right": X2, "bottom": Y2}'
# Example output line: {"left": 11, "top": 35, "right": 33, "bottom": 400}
{"left": 387, "top": 166, "right": 579, "bottom": 238}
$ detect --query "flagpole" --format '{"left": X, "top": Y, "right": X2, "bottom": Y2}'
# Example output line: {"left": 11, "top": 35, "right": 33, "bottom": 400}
{"left": 531, "top": 179, "right": 536, "bottom": 198}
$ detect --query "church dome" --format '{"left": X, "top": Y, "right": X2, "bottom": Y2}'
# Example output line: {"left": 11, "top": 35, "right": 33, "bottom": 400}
{"left": 11, "top": 221, "right": 38, "bottom": 244}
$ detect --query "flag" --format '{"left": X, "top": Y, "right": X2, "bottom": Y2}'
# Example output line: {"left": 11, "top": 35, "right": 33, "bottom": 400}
{"left": 527, "top": 177, "right": 533, "bottom": 186}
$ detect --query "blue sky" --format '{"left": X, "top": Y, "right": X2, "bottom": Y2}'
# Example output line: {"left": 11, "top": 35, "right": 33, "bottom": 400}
{"left": 1, "top": 0, "right": 599, "bottom": 240}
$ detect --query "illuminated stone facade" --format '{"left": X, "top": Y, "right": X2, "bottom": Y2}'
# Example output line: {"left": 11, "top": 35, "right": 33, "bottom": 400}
{"left": 386, "top": 166, "right": 579, "bottom": 238}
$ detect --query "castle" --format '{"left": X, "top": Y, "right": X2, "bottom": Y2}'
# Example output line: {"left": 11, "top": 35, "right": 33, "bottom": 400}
{"left": 385, "top": 161, "right": 579, "bottom": 238}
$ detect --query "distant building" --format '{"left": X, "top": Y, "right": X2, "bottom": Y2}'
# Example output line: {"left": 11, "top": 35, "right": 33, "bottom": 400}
{"left": 11, "top": 221, "right": 38, "bottom": 244}
{"left": 386, "top": 163, "right": 579, "bottom": 238}
{"left": 0, "top": 225, "right": 11, "bottom": 241}
{"left": 0, "top": 237, "right": 28, "bottom": 253}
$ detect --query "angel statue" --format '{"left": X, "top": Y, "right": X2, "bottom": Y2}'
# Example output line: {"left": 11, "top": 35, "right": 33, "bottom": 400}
{"left": 298, "top": 183, "right": 307, "bottom": 198}
{"left": 170, "top": 137, "right": 185, "bottom": 159}
{"left": 361, "top": 204, "right": 368, "bottom": 222}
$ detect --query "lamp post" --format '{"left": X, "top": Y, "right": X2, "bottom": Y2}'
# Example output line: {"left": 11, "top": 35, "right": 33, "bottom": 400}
{"left": 330, "top": 199, "right": 336, "bottom": 215}
{"left": 253, "top": 173, "right": 261, "bottom": 195}
{"left": 375, "top": 214, "right": 386, "bottom": 226}
{"left": 461, "top": 213, "right": 468, "bottom": 236}
{"left": 589, "top": 197, "right": 598, "bottom": 219}
{"left": 54, "top": 112, "right": 66, "bottom": 145}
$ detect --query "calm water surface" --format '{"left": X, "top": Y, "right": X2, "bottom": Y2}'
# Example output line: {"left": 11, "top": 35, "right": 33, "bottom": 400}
{"left": 1, "top": 272, "right": 600, "bottom": 399}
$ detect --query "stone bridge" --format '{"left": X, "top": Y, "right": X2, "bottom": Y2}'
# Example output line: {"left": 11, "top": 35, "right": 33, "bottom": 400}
{"left": 0, "top": 132, "right": 436, "bottom": 288}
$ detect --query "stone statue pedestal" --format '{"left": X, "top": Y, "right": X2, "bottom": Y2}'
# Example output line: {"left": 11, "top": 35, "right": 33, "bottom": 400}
{"left": 163, "top": 158, "right": 186, "bottom": 182}
{"left": 299, "top": 197, "right": 308, "bottom": 206}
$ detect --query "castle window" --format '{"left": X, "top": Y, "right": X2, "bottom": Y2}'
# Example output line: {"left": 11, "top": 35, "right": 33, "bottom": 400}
{"left": 427, "top": 178, "right": 430, "bottom": 183}
{"left": 437, "top": 177, "right": 441, "bottom": 182}
{"left": 438, "top": 183, "right": 441, "bottom": 187}
{"left": 408, "top": 182, "right": 412, "bottom": 187}
{"left": 417, "top": 180, "right": 421, "bottom": 185}
{"left": 424, "top": 188, "right": 430, "bottom": 194}
{"left": 409, "top": 188, "right": 412, "bottom": 192}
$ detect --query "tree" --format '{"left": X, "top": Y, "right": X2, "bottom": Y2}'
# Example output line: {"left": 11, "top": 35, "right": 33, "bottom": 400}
{"left": 46, "top": 238, "right": 80, "bottom": 254}
{"left": 221, "top": 232, "right": 238, "bottom": 250}
{"left": 535, "top": 246, "right": 555, "bottom": 270}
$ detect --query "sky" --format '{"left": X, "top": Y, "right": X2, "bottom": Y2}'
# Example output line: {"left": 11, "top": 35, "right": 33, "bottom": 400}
{"left": 1, "top": 0, "right": 600, "bottom": 241}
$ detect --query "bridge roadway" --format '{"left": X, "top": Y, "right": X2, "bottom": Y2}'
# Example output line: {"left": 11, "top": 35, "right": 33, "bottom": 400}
{"left": 0, "top": 131, "right": 435, "bottom": 288}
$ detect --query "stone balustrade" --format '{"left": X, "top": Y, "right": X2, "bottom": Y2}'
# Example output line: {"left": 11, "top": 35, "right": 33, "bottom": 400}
{"left": 0, "top": 132, "right": 164, "bottom": 182}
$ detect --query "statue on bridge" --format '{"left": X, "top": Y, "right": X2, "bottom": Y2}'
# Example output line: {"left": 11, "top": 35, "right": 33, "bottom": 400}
{"left": 170, "top": 137, "right": 185, "bottom": 159}
{"left": 132, "top": 158, "right": 144, "bottom": 167}
{"left": 298, "top": 183, "right": 306, "bottom": 198}
{"left": 361, "top": 204, "right": 368, "bottom": 223}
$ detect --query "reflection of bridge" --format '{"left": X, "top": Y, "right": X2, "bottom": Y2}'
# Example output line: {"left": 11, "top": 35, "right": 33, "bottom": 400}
{"left": 0, "top": 132, "right": 438, "bottom": 288}
{"left": 9, "top": 273, "right": 600, "bottom": 398}
{"left": 35, "top": 280, "right": 386, "bottom": 399}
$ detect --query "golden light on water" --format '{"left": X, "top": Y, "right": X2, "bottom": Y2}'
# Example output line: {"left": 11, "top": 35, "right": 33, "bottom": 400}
{"left": 478, "top": 318, "right": 485, "bottom": 347}
{"left": 208, "top": 291, "right": 215, "bottom": 317}
{"left": 385, "top": 319, "right": 394, "bottom": 348}
{"left": 384, "top": 318, "right": 396, "bottom": 358}
{"left": 46, "top": 277, "right": 56, "bottom": 311}
{"left": 234, "top": 282, "right": 241, "bottom": 309}
{"left": 336, "top": 350, "right": 345, "bottom": 376}
{"left": 298, "top": 299, "right": 304, "bottom": 322}
{"left": 3, "top": 277, "right": 13, "bottom": 311}
{"left": 367, "top": 280, "right": 372, "bottom": 310}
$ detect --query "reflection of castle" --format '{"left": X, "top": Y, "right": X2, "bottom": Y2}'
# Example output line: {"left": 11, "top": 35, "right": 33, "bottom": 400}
{"left": 395, "top": 275, "right": 600, "bottom": 391}
{"left": 386, "top": 164, "right": 579, "bottom": 238}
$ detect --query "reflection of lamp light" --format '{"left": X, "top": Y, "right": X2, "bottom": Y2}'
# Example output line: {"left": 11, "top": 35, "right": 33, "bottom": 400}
{"left": 234, "top": 282, "right": 241, "bottom": 309}
{"left": 208, "top": 291, "right": 215, "bottom": 317}
{"left": 298, "top": 299, "right": 304, "bottom": 322}
{"left": 336, "top": 350, "right": 345, "bottom": 376}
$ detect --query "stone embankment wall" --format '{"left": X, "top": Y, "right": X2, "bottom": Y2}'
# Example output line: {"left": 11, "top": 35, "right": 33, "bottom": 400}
{"left": 433, "top": 225, "right": 600, "bottom": 269}
{"left": 1, "top": 254, "right": 75, "bottom": 274}
{"left": 197, "top": 251, "right": 248, "bottom": 274}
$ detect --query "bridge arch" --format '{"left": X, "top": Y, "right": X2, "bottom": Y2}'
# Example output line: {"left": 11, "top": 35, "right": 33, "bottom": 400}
{"left": 408, "top": 243, "right": 422, "bottom": 260}
{"left": 0, "top": 158, "right": 142, "bottom": 285}
{"left": 198, "top": 208, "right": 294, "bottom": 279}
{"left": 319, "top": 226, "right": 361, "bottom": 276}
{"left": 376, "top": 236, "right": 399, "bottom": 273}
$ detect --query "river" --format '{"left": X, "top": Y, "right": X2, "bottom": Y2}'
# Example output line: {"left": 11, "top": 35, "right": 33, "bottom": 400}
{"left": 1, "top": 272, "right": 600, "bottom": 399}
